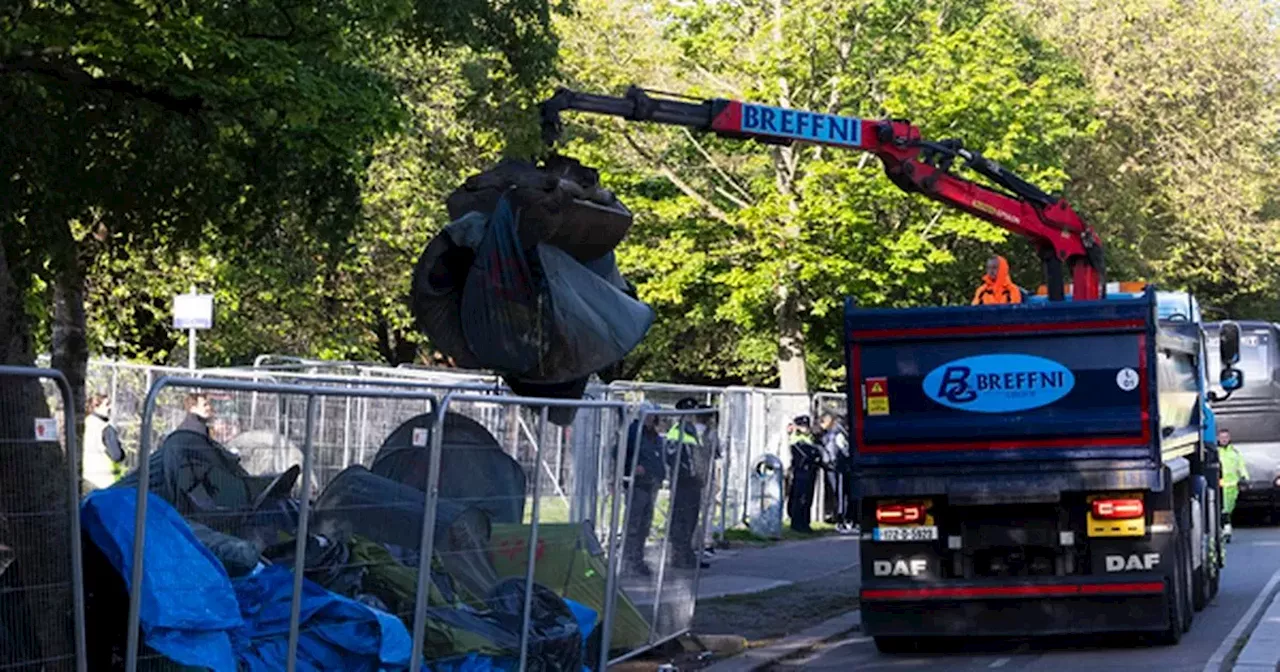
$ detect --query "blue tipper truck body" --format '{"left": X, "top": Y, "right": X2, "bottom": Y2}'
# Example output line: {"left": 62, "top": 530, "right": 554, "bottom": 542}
{"left": 846, "top": 287, "right": 1225, "bottom": 648}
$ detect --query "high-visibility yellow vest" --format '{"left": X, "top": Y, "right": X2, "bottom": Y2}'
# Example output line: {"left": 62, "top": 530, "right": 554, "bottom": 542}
{"left": 666, "top": 424, "right": 700, "bottom": 445}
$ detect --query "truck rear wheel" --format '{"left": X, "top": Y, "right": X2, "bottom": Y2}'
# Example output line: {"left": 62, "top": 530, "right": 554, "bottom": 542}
{"left": 1181, "top": 497, "right": 1196, "bottom": 631}
{"left": 1155, "top": 496, "right": 1191, "bottom": 644}
{"left": 1194, "top": 495, "right": 1215, "bottom": 611}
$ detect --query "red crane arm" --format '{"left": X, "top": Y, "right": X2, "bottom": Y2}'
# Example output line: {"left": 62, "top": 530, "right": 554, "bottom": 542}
{"left": 539, "top": 87, "right": 1104, "bottom": 301}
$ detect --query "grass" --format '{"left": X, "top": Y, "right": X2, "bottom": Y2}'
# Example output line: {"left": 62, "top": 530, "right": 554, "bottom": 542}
{"left": 720, "top": 521, "right": 838, "bottom": 545}
{"left": 692, "top": 564, "right": 860, "bottom": 643}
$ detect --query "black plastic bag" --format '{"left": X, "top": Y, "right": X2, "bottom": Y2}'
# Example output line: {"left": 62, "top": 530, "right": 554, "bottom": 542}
{"left": 532, "top": 243, "right": 653, "bottom": 383}
{"left": 461, "top": 193, "right": 547, "bottom": 374}
{"left": 485, "top": 578, "right": 584, "bottom": 672}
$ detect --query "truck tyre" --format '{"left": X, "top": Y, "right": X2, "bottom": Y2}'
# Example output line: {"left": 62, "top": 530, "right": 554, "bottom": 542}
{"left": 1194, "top": 496, "right": 1214, "bottom": 611}
{"left": 874, "top": 637, "right": 918, "bottom": 654}
{"left": 1155, "top": 498, "right": 1190, "bottom": 645}
{"left": 1177, "top": 494, "right": 1195, "bottom": 632}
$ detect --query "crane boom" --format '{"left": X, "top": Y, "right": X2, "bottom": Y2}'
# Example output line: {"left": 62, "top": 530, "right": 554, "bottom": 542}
{"left": 539, "top": 86, "right": 1105, "bottom": 302}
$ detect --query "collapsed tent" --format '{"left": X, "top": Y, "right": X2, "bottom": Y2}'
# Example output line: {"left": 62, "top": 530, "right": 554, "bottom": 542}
{"left": 226, "top": 430, "right": 318, "bottom": 497}
{"left": 372, "top": 411, "right": 526, "bottom": 524}
{"left": 81, "top": 488, "right": 420, "bottom": 671}
{"left": 488, "top": 522, "right": 650, "bottom": 652}
{"left": 91, "top": 414, "right": 631, "bottom": 669}
{"left": 113, "top": 430, "right": 302, "bottom": 559}
{"left": 312, "top": 465, "right": 500, "bottom": 604}
{"left": 411, "top": 157, "right": 653, "bottom": 423}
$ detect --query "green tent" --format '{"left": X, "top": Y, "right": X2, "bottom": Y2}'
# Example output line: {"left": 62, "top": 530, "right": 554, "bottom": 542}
{"left": 488, "top": 522, "right": 651, "bottom": 651}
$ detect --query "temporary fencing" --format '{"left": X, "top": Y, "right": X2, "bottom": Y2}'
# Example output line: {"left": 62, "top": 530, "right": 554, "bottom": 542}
{"left": 66, "top": 355, "right": 853, "bottom": 540}
{"left": 0, "top": 366, "right": 86, "bottom": 672}
{"left": 62, "top": 374, "right": 723, "bottom": 670}
{"left": 604, "top": 406, "right": 720, "bottom": 664}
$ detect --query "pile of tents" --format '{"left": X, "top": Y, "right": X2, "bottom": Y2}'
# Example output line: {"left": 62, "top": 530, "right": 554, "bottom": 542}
{"left": 411, "top": 157, "right": 653, "bottom": 423}
{"left": 81, "top": 411, "right": 649, "bottom": 670}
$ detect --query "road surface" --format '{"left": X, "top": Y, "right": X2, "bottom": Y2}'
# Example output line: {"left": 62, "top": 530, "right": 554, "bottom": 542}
{"left": 767, "top": 523, "right": 1280, "bottom": 672}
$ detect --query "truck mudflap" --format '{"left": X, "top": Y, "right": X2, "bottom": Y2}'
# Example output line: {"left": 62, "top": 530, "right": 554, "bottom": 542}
{"left": 860, "top": 575, "right": 1169, "bottom": 637}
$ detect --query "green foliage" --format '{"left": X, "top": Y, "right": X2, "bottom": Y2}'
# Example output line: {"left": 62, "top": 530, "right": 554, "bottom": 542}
{"left": 558, "top": 0, "right": 1096, "bottom": 389}
{"left": 1020, "top": 0, "right": 1280, "bottom": 319}
{"left": 2, "top": 0, "right": 565, "bottom": 367}
{"left": 11, "top": 0, "right": 1280, "bottom": 395}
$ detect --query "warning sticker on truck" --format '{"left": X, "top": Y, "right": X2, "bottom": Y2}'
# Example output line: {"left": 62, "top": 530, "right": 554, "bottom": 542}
{"left": 866, "top": 377, "right": 889, "bottom": 415}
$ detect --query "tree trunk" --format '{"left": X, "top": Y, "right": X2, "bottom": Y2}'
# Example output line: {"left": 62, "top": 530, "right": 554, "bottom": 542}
{"left": 51, "top": 254, "right": 89, "bottom": 430}
{"left": 776, "top": 284, "right": 808, "bottom": 392}
{"left": 0, "top": 234, "right": 74, "bottom": 666}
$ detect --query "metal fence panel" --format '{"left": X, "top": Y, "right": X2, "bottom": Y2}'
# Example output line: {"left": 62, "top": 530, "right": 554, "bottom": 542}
{"left": 108, "top": 376, "right": 707, "bottom": 671}
{"left": 0, "top": 366, "right": 86, "bottom": 672}
{"left": 70, "top": 355, "right": 855, "bottom": 548}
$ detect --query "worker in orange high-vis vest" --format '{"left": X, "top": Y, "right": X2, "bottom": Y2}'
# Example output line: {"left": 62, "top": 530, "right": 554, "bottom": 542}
{"left": 972, "top": 255, "right": 1022, "bottom": 305}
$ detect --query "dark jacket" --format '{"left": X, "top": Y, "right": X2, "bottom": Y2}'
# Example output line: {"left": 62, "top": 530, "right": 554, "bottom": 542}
{"left": 788, "top": 431, "right": 823, "bottom": 471}
{"left": 625, "top": 420, "right": 666, "bottom": 484}
{"left": 177, "top": 412, "right": 210, "bottom": 438}
{"left": 665, "top": 421, "right": 703, "bottom": 479}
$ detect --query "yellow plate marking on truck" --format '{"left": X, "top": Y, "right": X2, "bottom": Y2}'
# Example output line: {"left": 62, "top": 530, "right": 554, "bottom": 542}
{"left": 1085, "top": 493, "right": 1146, "bottom": 538}
{"left": 867, "top": 397, "right": 889, "bottom": 415}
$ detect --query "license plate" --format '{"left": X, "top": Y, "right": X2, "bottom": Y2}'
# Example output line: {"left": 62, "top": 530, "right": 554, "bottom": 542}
{"left": 873, "top": 526, "right": 939, "bottom": 542}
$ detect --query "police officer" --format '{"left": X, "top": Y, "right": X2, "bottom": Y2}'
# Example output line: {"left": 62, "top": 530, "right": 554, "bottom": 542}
{"left": 786, "top": 416, "right": 823, "bottom": 533}
{"left": 667, "top": 398, "right": 712, "bottom": 569}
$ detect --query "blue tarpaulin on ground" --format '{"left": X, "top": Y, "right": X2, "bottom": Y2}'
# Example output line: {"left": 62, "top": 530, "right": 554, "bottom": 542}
{"left": 82, "top": 488, "right": 417, "bottom": 671}
{"left": 232, "top": 564, "right": 413, "bottom": 671}
{"left": 81, "top": 488, "right": 241, "bottom": 671}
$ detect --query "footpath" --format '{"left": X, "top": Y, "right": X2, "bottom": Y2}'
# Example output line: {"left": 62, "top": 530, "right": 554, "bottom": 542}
{"left": 1220, "top": 567, "right": 1280, "bottom": 672}
{"left": 614, "top": 534, "right": 862, "bottom": 671}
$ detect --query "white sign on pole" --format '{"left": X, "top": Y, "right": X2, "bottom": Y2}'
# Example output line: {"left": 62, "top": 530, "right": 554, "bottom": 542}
{"left": 172, "top": 293, "right": 215, "bottom": 330}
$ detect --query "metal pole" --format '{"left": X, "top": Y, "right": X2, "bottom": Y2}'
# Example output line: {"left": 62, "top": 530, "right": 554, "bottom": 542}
{"left": 125, "top": 376, "right": 168, "bottom": 671}
{"left": 409, "top": 394, "right": 452, "bottom": 666}
{"left": 342, "top": 394, "right": 352, "bottom": 469}
{"left": 650, "top": 417, "right": 689, "bottom": 643}
{"left": 357, "top": 396, "right": 369, "bottom": 465}
{"left": 555, "top": 426, "right": 565, "bottom": 495}
{"left": 600, "top": 407, "right": 639, "bottom": 670}
{"left": 109, "top": 361, "right": 119, "bottom": 418}
{"left": 518, "top": 406, "right": 550, "bottom": 671}
{"left": 286, "top": 394, "right": 319, "bottom": 672}
{"left": 719, "top": 407, "right": 732, "bottom": 542}
{"left": 691, "top": 414, "right": 719, "bottom": 620}
{"left": 188, "top": 328, "right": 196, "bottom": 370}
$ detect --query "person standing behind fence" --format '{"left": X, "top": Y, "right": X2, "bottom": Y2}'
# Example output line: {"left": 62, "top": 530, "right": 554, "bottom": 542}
{"left": 819, "top": 413, "right": 857, "bottom": 534}
{"left": 786, "top": 416, "right": 822, "bottom": 533}
{"left": 666, "top": 398, "right": 711, "bottom": 570}
{"left": 178, "top": 392, "right": 214, "bottom": 437}
{"left": 622, "top": 404, "right": 666, "bottom": 577}
{"left": 82, "top": 393, "right": 124, "bottom": 490}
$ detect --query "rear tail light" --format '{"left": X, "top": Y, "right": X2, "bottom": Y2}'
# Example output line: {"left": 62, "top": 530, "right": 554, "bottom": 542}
{"left": 876, "top": 503, "right": 925, "bottom": 525}
{"left": 1092, "top": 498, "right": 1144, "bottom": 520}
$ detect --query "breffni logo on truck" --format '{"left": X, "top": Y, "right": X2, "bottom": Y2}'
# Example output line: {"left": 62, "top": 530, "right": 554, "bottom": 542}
{"left": 922, "top": 354, "right": 1075, "bottom": 413}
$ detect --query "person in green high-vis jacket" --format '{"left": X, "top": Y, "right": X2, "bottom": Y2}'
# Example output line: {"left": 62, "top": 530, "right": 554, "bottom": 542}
{"left": 1220, "top": 428, "right": 1250, "bottom": 542}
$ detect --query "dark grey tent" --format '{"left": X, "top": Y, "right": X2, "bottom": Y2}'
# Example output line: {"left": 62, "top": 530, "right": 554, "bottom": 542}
{"left": 311, "top": 465, "right": 499, "bottom": 603}
{"left": 372, "top": 412, "right": 526, "bottom": 524}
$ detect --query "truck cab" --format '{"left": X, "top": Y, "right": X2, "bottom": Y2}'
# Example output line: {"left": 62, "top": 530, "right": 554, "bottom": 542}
{"left": 1205, "top": 320, "right": 1280, "bottom": 515}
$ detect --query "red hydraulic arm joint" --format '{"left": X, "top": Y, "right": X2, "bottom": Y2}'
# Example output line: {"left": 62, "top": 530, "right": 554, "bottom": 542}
{"left": 539, "top": 86, "right": 1105, "bottom": 301}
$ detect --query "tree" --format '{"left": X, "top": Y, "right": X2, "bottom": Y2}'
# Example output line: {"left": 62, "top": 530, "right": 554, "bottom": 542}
{"left": 1020, "top": 0, "right": 1280, "bottom": 318}
{"left": 556, "top": 0, "right": 1095, "bottom": 390}
{"left": 0, "top": 0, "right": 563, "bottom": 664}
